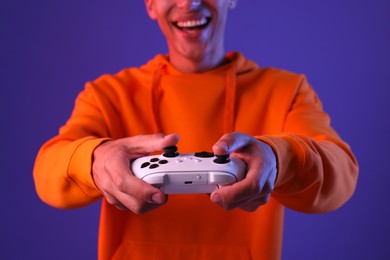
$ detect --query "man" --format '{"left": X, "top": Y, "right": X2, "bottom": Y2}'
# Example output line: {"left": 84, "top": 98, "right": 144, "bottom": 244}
{"left": 34, "top": 0, "right": 358, "bottom": 259}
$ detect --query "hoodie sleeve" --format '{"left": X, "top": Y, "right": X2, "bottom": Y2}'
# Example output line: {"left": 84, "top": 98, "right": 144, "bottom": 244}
{"left": 257, "top": 76, "right": 358, "bottom": 213}
{"left": 33, "top": 82, "right": 112, "bottom": 209}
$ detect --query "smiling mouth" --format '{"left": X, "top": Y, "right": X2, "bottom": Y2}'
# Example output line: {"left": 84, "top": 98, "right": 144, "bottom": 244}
{"left": 173, "top": 17, "right": 211, "bottom": 31}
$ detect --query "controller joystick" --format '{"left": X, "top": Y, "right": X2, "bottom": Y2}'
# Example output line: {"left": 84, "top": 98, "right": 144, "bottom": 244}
{"left": 163, "top": 146, "right": 179, "bottom": 158}
{"left": 214, "top": 154, "right": 230, "bottom": 164}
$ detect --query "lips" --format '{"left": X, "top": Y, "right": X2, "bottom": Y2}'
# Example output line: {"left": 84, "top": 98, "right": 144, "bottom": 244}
{"left": 173, "top": 17, "right": 211, "bottom": 31}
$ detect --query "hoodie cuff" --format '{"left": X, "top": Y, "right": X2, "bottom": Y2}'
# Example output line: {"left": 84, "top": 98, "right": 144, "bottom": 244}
{"left": 68, "top": 137, "right": 112, "bottom": 199}
{"left": 255, "top": 134, "right": 301, "bottom": 192}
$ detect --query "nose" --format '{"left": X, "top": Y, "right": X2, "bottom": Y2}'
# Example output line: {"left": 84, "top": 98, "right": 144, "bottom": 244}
{"left": 176, "top": 0, "right": 201, "bottom": 10}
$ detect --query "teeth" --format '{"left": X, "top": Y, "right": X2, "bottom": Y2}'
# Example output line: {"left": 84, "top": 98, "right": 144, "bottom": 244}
{"left": 176, "top": 17, "right": 207, "bottom": 28}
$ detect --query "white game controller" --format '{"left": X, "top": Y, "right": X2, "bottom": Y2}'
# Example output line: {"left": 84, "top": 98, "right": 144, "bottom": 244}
{"left": 131, "top": 146, "right": 246, "bottom": 194}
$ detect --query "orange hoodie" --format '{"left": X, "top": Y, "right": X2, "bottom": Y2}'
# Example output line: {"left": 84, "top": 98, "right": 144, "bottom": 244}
{"left": 33, "top": 52, "right": 358, "bottom": 259}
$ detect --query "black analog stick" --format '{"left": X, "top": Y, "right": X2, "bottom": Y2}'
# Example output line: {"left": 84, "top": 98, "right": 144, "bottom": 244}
{"left": 163, "top": 146, "right": 179, "bottom": 158}
{"left": 214, "top": 154, "right": 230, "bottom": 164}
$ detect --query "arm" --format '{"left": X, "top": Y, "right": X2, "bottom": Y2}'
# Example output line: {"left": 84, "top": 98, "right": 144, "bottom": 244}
{"left": 33, "top": 82, "right": 113, "bottom": 209}
{"left": 33, "top": 136, "right": 109, "bottom": 209}
{"left": 260, "top": 133, "right": 358, "bottom": 213}
{"left": 211, "top": 78, "right": 358, "bottom": 213}
{"left": 33, "top": 81, "right": 178, "bottom": 212}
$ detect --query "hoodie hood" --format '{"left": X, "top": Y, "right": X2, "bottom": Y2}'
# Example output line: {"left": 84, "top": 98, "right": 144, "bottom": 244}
{"left": 139, "top": 52, "right": 259, "bottom": 142}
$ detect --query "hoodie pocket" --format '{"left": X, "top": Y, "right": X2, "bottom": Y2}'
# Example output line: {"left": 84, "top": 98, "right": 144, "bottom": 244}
{"left": 112, "top": 240, "right": 252, "bottom": 260}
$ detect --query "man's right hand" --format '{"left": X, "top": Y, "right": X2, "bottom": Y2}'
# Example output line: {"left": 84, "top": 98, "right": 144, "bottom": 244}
{"left": 92, "top": 133, "right": 179, "bottom": 214}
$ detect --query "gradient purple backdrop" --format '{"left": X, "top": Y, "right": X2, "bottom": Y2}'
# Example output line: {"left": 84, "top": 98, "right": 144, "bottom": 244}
{"left": 1, "top": 0, "right": 389, "bottom": 259}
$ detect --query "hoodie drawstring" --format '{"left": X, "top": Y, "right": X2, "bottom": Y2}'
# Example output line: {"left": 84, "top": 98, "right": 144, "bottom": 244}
{"left": 224, "top": 63, "right": 236, "bottom": 133}
{"left": 151, "top": 64, "right": 164, "bottom": 134}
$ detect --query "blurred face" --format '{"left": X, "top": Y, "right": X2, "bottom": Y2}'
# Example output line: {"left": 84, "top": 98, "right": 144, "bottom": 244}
{"left": 145, "top": 0, "right": 235, "bottom": 72}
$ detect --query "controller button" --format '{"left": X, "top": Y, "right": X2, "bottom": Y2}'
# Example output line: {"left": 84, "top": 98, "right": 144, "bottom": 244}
{"left": 159, "top": 160, "right": 168, "bottom": 164}
{"left": 141, "top": 162, "right": 150, "bottom": 168}
{"left": 194, "top": 151, "right": 214, "bottom": 158}
{"left": 149, "top": 164, "right": 159, "bottom": 169}
{"left": 195, "top": 159, "right": 202, "bottom": 163}
{"left": 214, "top": 154, "right": 230, "bottom": 164}
{"left": 163, "top": 146, "right": 179, "bottom": 158}
{"left": 176, "top": 159, "right": 183, "bottom": 163}
{"left": 150, "top": 158, "right": 159, "bottom": 162}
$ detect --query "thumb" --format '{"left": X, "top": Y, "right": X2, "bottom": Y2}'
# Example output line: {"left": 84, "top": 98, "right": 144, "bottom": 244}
{"left": 213, "top": 132, "right": 252, "bottom": 155}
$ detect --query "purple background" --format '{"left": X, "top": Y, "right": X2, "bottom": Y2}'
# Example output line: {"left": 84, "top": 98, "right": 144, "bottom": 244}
{"left": 1, "top": 0, "right": 389, "bottom": 259}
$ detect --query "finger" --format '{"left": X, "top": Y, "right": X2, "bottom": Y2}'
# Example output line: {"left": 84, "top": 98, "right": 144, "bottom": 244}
{"left": 210, "top": 159, "right": 275, "bottom": 211}
{"left": 211, "top": 179, "right": 272, "bottom": 211}
{"left": 102, "top": 193, "right": 128, "bottom": 211}
{"left": 111, "top": 173, "right": 167, "bottom": 204}
{"left": 212, "top": 132, "right": 252, "bottom": 155}
{"left": 124, "top": 133, "right": 180, "bottom": 154}
{"left": 114, "top": 190, "right": 167, "bottom": 214}
{"left": 103, "top": 175, "right": 168, "bottom": 214}
{"left": 239, "top": 194, "right": 271, "bottom": 212}
{"left": 105, "top": 189, "right": 167, "bottom": 214}
{"left": 96, "top": 165, "right": 167, "bottom": 205}
{"left": 210, "top": 176, "right": 260, "bottom": 210}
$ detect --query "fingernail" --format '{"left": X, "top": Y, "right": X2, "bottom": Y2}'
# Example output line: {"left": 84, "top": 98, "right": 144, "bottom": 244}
{"left": 152, "top": 193, "right": 165, "bottom": 204}
{"left": 164, "top": 133, "right": 179, "bottom": 140}
{"left": 211, "top": 193, "right": 224, "bottom": 205}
